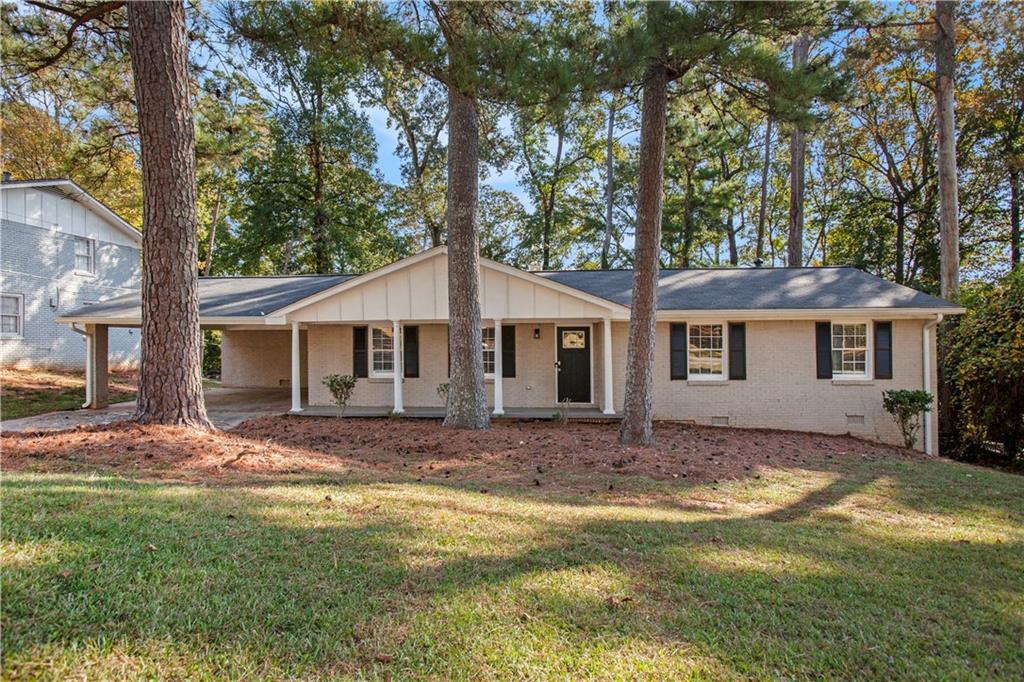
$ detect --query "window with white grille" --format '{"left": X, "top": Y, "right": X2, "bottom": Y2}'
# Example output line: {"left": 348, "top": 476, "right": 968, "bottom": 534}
{"left": 1, "top": 294, "right": 23, "bottom": 337}
{"left": 74, "top": 237, "right": 95, "bottom": 274}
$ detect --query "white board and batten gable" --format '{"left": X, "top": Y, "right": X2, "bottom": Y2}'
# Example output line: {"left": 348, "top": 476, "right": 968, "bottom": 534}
{"left": 0, "top": 180, "right": 141, "bottom": 249}
{"left": 280, "top": 247, "right": 628, "bottom": 324}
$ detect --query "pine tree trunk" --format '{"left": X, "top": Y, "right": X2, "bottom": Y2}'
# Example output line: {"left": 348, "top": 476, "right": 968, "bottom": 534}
{"left": 936, "top": 0, "right": 960, "bottom": 301}
{"left": 601, "top": 99, "right": 616, "bottom": 270}
{"left": 787, "top": 34, "right": 810, "bottom": 268}
{"left": 203, "top": 183, "right": 222, "bottom": 277}
{"left": 756, "top": 116, "right": 773, "bottom": 265}
{"left": 727, "top": 208, "right": 738, "bottom": 266}
{"left": 128, "top": 0, "right": 211, "bottom": 428}
{"left": 619, "top": 62, "right": 668, "bottom": 446}
{"left": 1011, "top": 168, "right": 1020, "bottom": 269}
{"left": 443, "top": 84, "right": 489, "bottom": 430}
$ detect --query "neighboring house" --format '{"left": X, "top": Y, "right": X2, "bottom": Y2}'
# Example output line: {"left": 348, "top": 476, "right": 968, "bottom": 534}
{"left": 58, "top": 246, "right": 963, "bottom": 452}
{"left": 1, "top": 177, "right": 142, "bottom": 370}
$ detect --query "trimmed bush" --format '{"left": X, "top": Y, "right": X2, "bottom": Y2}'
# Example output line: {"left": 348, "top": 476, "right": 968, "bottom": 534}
{"left": 883, "top": 389, "right": 933, "bottom": 449}
{"left": 322, "top": 374, "right": 357, "bottom": 417}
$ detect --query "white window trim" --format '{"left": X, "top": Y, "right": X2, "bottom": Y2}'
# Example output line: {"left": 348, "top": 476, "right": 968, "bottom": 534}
{"left": 370, "top": 325, "right": 398, "bottom": 379}
{"left": 74, "top": 237, "right": 96, "bottom": 276}
{"left": 687, "top": 322, "right": 728, "bottom": 381}
{"left": 0, "top": 293, "right": 25, "bottom": 339}
{"left": 482, "top": 326, "right": 496, "bottom": 379}
{"left": 830, "top": 320, "right": 872, "bottom": 381}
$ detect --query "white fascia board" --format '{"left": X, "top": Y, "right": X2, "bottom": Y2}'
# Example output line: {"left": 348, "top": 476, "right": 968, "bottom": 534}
{"left": 56, "top": 315, "right": 268, "bottom": 326}
{"left": 654, "top": 307, "right": 965, "bottom": 321}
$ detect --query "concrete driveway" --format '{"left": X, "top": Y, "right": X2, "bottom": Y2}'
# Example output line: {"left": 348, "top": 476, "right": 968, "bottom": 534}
{"left": 1, "top": 387, "right": 292, "bottom": 433}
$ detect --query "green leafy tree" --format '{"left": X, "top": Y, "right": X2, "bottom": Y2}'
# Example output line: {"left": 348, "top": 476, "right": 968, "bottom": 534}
{"left": 946, "top": 271, "right": 1024, "bottom": 465}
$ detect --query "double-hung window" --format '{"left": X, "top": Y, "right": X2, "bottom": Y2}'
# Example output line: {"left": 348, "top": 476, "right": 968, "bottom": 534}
{"left": 688, "top": 323, "right": 724, "bottom": 379}
{"left": 74, "top": 237, "right": 95, "bottom": 275}
{"left": 1, "top": 294, "right": 23, "bottom": 337}
{"left": 831, "top": 322, "right": 868, "bottom": 378}
{"left": 371, "top": 326, "right": 395, "bottom": 377}
{"left": 481, "top": 327, "right": 496, "bottom": 376}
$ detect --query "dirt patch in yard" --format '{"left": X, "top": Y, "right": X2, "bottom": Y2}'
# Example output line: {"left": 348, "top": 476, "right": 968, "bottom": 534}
{"left": 2, "top": 416, "right": 925, "bottom": 490}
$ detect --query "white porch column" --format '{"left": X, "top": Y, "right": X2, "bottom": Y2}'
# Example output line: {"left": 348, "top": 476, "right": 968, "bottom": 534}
{"left": 602, "top": 317, "right": 615, "bottom": 414}
{"left": 493, "top": 319, "right": 504, "bottom": 415}
{"left": 290, "top": 321, "right": 302, "bottom": 413}
{"left": 392, "top": 319, "right": 404, "bottom": 413}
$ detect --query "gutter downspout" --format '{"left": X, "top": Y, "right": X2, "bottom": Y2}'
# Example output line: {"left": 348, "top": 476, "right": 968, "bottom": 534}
{"left": 922, "top": 313, "right": 943, "bottom": 455}
{"left": 70, "top": 323, "right": 92, "bottom": 409}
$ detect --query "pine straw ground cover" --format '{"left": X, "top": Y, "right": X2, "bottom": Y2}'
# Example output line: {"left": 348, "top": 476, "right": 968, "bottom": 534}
{"left": 1, "top": 367, "right": 137, "bottom": 421}
{"left": 3, "top": 417, "right": 1023, "bottom": 680}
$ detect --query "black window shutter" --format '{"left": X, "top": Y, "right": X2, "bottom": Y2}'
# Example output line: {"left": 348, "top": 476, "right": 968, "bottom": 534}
{"left": 815, "top": 322, "right": 832, "bottom": 379}
{"left": 728, "top": 322, "right": 746, "bottom": 380}
{"left": 501, "top": 325, "right": 516, "bottom": 378}
{"left": 404, "top": 325, "right": 419, "bottom": 378}
{"left": 353, "top": 326, "right": 368, "bottom": 378}
{"left": 670, "top": 323, "right": 688, "bottom": 380}
{"left": 874, "top": 321, "right": 892, "bottom": 379}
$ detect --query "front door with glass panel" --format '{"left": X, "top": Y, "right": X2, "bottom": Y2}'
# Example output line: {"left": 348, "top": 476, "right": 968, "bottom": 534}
{"left": 556, "top": 327, "right": 591, "bottom": 403}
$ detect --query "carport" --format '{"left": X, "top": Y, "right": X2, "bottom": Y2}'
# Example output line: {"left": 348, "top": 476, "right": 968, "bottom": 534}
{"left": 57, "top": 274, "right": 352, "bottom": 409}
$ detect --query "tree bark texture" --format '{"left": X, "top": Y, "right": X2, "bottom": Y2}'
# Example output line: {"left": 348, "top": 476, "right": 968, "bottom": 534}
{"left": 443, "top": 84, "right": 490, "bottom": 429}
{"left": 756, "top": 116, "right": 773, "bottom": 264}
{"left": 128, "top": 0, "right": 211, "bottom": 428}
{"left": 619, "top": 63, "right": 668, "bottom": 446}
{"left": 1011, "top": 168, "right": 1020, "bottom": 269}
{"left": 601, "top": 100, "right": 616, "bottom": 269}
{"left": 788, "top": 33, "right": 810, "bottom": 268}
{"left": 935, "top": 0, "right": 960, "bottom": 300}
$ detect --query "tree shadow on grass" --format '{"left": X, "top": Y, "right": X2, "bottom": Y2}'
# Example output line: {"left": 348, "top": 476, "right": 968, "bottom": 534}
{"left": 2, "top": 472, "right": 1022, "bottom": 679}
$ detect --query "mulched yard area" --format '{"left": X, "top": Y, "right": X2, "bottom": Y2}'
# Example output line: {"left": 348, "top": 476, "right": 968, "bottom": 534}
{"left": 3, "top": 415, "right": 921, "bottom": 489}
{"left": 0, "top": 367, "right": 137, "bottom": 421}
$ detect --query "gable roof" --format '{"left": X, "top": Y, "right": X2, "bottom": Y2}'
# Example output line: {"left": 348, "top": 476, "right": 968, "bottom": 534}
{"left": 59, "top": 255, "right": 962, "bottom": 326}
{"left": 0, "top": 178, "right": 141, "bottom": 246}
{"left": 537, "top": 267, "right": 959, "bottom": 311}
{"left": 59, "top": 274, "right": 354, "bottom": 323}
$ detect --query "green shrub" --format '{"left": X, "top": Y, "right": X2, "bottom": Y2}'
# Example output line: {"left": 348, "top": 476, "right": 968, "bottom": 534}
{"left": 322, "top": 374, "right": 357, "bottom": 417}
{"left": 202, "top": 330, "right": 221, "bottom": 379}
{"left": 945, "top": 270, "right": 1024, "bottom": 465}
{"left": 882, "top": 389, "right": 933, "bottom": 449}
{"left": 437, "top": 382, "right": 450, "bottom": 407}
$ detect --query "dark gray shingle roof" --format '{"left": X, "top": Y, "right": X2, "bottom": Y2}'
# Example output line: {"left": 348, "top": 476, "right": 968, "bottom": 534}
{"left": 63, "top": 274, "right": 354, "bottom": 320}
{"left": 536, "top": 267, "right": 956, "bottom": 310}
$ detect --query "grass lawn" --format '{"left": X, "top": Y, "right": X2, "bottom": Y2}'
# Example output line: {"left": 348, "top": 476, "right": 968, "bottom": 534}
{"left": 1, "top": 368, "right": 136, "bottom": 421}
{"left": 2, "top": 424, "right": 1022, "bottom": 679}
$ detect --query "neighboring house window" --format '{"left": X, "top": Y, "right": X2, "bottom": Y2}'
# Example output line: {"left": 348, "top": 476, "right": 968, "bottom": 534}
{"left": 74, "top": 237, "right": 95, "bottom": 274}
{"left": 1, "top": 294, "right": 23, "bottom": 337}
{"left": 688, "top": 323, "right": 725, "bottom": 379}
{"left": 831, "top": 322, "right": 869, "bottom": 378}
{"left": 481, "top": 327, "right": 496, "bottom": 376}
{"left": 371, "top": 326, "right": 395, "bottom": 376}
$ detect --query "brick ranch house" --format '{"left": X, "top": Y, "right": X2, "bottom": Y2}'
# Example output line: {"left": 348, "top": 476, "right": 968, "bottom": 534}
{"left": 58, "top": 246, "right": 963, "bottom": 453}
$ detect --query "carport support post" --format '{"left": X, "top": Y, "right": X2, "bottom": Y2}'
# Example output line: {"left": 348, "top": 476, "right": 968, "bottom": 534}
{"left": 392, "top": 319, "right": 404, "bottom": 413}
{"left": 86, "top": 323, "right": 109, "bottom": 409}
{"left": 602, "top": 317, "right": 614, "bottom": 415}
{"left": 290, "top": 321, "right": 303, "bottom": 413}
{"left": 493, "top": 319, "right": 504, "bottom": 415}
